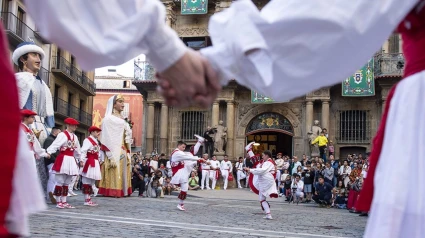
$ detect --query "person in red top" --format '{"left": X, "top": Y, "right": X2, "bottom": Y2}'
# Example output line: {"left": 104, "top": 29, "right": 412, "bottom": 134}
{"left": 80, "top": 126, "right": 103, "bottom": 206}
{"left": 46, "top": 118, "right": 81, "bottom": 209}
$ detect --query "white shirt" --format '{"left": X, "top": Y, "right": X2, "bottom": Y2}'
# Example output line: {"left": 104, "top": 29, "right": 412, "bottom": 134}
{"left": 209, "top": 160, "right": 220, "bottom": 170}
{"left": 291, "top": 161, "right": 302, "bottom": 175}
{"left": 235, "top": 161, "right": 244, "bottom": 171}
{"left": 80, "top": 135, "right": 101, "bottom": 164}
{"left": 339, "top": 165, "right": 352, "bottom": 176}
{"left": 149, "top": 160, "right": 159, "bottom": 173}
{"left": 291, "top": 179, "right": 304, "bottom": 193}
{"left": 220, "top": 160, "right": 233, "bottom": 172}
{"left": 275, "top": 158, "right": 284, "bottom": 169}
{"left": 46, "top": 130, "right": 81, "bottom": 161}
{"left": 201, "top": 161, "right": 210, "bottom": 170}
{"left": 21, "top": 123, "right": 47, "bottom": 158}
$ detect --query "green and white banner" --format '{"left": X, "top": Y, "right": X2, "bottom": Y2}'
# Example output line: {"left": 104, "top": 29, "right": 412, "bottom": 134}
{"left": 251, "top": 91, "right": 275, "bottom": 104}
{"left": 181, "top": 0, "right": 208, "bottom": 15}
{"left": 342, "top": 58, "right": 375, "bottom": 97}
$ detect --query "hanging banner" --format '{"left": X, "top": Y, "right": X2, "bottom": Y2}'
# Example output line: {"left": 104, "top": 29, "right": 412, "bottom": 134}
{"left": 251, "top": 91, "right": 275, "bottom": 104}
{"left": 342, "top": 58, "right": 375, "bottom": 96}
{"left": 181, "top": 0, "right": 208, "bottom": 15}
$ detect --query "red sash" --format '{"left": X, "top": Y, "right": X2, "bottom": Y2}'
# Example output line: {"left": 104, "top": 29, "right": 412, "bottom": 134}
{"left": 82, "top": 137, "right": 99, "bottom": 173}
{"left": 170, "top": 149, "right": 185, "bottom": 174}
{"left": 52, "top": 131, "right": 77, "bottom": 172}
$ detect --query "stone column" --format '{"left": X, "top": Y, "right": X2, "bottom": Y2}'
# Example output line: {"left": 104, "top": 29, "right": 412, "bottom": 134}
{"left": 164, "top": 1, "right": 176, "bottom": 27}
{"left": 321, "top": 100, "right": 330, "bottom": 130}
{"left": 160, "top": 103, "right": 168, "bottom": 154}
{"left": 226, "top": 101, "right": 235, "bottom": 158}
{"left": 212, "top": 101, "right": 219, "bottom": 127}
{"left": 146, "top": 103, "right": 155, "bottom": 153}
{"left": 305, "top": 100, "right": 314, "bottom": 133}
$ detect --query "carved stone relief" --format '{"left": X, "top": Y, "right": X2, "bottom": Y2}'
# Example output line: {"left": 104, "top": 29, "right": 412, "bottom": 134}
{"left": 176, "top": 27, "right": 209, "bottom": 37}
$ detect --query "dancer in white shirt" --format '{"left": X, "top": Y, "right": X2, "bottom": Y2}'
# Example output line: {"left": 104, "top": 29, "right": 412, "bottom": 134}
{"left": 200, "top": 154, "right": 211, "bottom": 190}
{"left": 220, "top": 155, "right": 233, "bottom": 190}
{"left": 46, "top": 118, "right": 81, "bottom": 209}
{"left": 235, "top": 157, "right": 246, "bottom": 189}
{"left": 209, "top": 156, "right": 220, "bottom": 190}
{"left": 244, "top": 142, "right": 278, "bottom": 220}
{"left": 170, "top": 135, "right": 205, "bottom": 211}
{"left": 80, "top": 126, "right": 103, "bottom": 206}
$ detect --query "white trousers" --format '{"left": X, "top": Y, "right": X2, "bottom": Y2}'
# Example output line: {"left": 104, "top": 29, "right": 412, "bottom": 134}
{"left": 201, "top": 170, "right": 210, "bottom": 189}
{"left": 276, "top": 170, "right": 282, "bottom": 187}
{"left": 221, "top": 170, "right": 229, "bottom": 189}
{"left": 209, "top": 172, "right": 217, "bottom": 190}
{"left": 259, "top": 193, "right": 271, "bottom": 214}
{"left": 46, "top": 163, "right": 56, "bottom": 193}
{"left": 68, "top": 175, "right": 78, "bottom": 192}
{"left": 237, "top": 170, "right": 246, "bottom": 188}
{"left": 82, "top": 176, "right": 95, "bottom": 186}
{"left": 54, "top": 174, "right": 73, "bottom": 186}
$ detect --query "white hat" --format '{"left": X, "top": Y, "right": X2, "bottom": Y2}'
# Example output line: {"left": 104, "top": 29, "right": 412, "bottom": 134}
{"left": 12, "top": 42, "right": 44, "bottom": 65}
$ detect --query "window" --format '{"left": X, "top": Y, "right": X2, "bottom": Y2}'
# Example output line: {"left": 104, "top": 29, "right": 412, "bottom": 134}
{"left": 180, "top": 111, "right": 209, "bottom": 141}
{"left": 338, "top": 110, "right": 370, "bottom": 143}
{"left": 153, "top": 104, "right": 161, "bottom": 152}
{"left": 2, "top": 0, "right": 9, "bottom": 12}
{"left": 17, "top": 7, "right": 24, "bottom": 37}
{"left": 181, "top": 37, "right": 211, "bottom": 50}
{"left": 388, "top": 34, "right": 400, "bottom": 54}
{"left": 123, "top": 80, "right": 131, "bottom": 88}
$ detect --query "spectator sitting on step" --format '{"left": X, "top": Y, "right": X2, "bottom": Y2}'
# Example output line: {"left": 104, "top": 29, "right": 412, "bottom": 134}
{"left": 149, "top": 170, "right": 164, "bottom": 198}
{"left": 313, "top": 176, "right": 333, "bottom": 208}
{"left": 188, "top": 171, "right": 200, "bottom": 190}
{"left": 163, "top": 177, "right": 174, "bottom": 195}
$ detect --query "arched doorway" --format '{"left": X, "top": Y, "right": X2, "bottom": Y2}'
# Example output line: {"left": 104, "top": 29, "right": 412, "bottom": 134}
{"left": 246, "top": 113, "right": 293, "bottom": 157}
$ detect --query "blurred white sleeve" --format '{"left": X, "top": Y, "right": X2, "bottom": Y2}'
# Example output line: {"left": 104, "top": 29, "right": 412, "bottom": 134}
{"left": 25, "top": 0, "right": 187, "bottom": 72}
{"left": 201, "top": 0, "right": 418, "bottom": 102}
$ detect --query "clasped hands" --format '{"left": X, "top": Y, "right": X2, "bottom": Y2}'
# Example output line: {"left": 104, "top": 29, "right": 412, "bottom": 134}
{"left": 156, "top": 50, "right": 221, "bottom": 108}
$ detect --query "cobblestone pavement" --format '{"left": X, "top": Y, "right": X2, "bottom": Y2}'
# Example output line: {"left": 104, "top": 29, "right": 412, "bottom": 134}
{"left": 29, "top": 189, "right": 366, "bottom": 238}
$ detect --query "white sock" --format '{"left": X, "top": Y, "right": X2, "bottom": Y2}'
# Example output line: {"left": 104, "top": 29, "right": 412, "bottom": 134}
{"left": 179, "top": 199, "right": 184, "bottom": 205}
{"left": 85, "top": 194, "right": 90, "bottom": 200}
{"left": 262, "top": 201, "right": 270, "bottom": 214}
{"left": 62, "top": 196, "right": 67, "bottom": 203}
{"left": 193, "top": 141, "right": 202, "bottom": 155}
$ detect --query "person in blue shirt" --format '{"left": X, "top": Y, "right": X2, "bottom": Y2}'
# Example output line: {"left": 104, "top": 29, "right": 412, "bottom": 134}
{"left": 313, "top": 176, "right": 333, "bottom": 208}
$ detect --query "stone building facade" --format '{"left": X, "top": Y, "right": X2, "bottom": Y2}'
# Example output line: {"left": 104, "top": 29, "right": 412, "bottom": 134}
{"left": 134, "top": 0, "right": 404, "bottom": 161}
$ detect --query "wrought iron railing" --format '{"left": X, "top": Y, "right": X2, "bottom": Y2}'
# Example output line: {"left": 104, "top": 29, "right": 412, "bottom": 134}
{"left": 134, "top": 61, "right": 156, "bottom": 81}
{"left": 374, "top": 53, "right": 404, "bottom": 77}
{"left": 38, "top": 67, "right": 50, "bottom": 85}
{"left": 1, "top": 12, "right": 36, "bottom": 42}
{"left": 53, "top": 97, "right": 92, "bottom": 126}
{"left": 51, "top": 56, "right": 96, "bottom": 94}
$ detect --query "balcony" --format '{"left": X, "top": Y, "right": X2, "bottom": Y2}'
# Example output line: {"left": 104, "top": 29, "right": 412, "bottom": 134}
{"left": 51, "top": 56, "right": 96, "bottom": 96}
{"left": 0, "top": 12, "right": 43, "bottom": 47}
{"left": 134, "top": 61, "right": 156, "bottom": 81}
{"left": 38, "top": 67, "right": 50, "bottom": 86}
{"left": 53, "top": 97, "right": 92, "bottom": 126}
{"left": 374, "top": 53, "right": 404, "bottom": 78}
